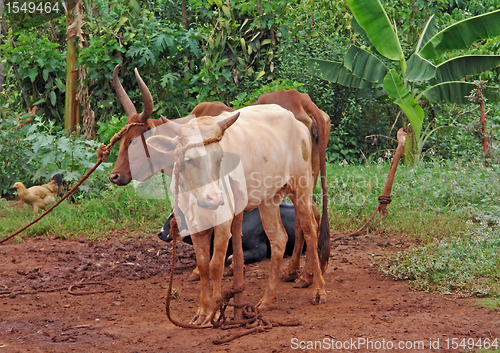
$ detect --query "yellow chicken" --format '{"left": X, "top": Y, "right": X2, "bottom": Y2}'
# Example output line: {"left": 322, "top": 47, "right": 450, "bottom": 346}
{"left": 12, "top": 173, "right": 63, "bottom": 216}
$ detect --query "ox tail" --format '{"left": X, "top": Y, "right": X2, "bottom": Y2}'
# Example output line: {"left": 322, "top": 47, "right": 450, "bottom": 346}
{"left": 304, "top": 100, "right": 331, "bottom": 274}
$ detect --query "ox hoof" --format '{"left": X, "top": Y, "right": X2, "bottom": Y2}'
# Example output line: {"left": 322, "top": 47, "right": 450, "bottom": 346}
{"left": 256, "top": 299, "right": 272, "bottom": 312}
{"left": 188, "top": 272, "right": 201, "bottom": 282}
{"left": 293, "top": 277, "right": 312, "bottom": 288}
{"left": 281, "top": 270, "right": 300, "bottom": 282}
{"left": 189, "top": 314, "right": 212, "bottom": 327}
{"left": 311, "top": 292, "right": 327, "bottom": 305}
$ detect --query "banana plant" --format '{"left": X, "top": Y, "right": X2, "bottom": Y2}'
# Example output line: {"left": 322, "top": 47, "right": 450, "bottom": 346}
{"left": 309, "top": 0, "right": 500, "bottom": 163}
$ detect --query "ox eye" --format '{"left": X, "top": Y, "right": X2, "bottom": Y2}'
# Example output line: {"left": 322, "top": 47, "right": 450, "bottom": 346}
{"left": 184, "top": 158, "right": 194, "bottom": 164}
{"left": 129, "top": 138, "right": 139, "bottom": 147}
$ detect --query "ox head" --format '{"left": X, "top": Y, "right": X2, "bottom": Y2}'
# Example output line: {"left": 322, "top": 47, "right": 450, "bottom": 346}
{"left": 146, "top": 112, "right": 240, "bottom": 210}
{"left": 109, "top": 65, "right": 160, "bottom": 185}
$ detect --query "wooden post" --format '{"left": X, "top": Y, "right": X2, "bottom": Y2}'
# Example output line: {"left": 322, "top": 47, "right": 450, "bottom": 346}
{"left": 64, "top": 0, "right": 81, "bottom": 135}
{"left": 379, "top": 128, "right": 407, "bottom": 216}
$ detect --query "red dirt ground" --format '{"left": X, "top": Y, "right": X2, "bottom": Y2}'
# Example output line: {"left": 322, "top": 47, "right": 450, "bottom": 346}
{"left": 1, "top": 232, "right": 499, "bottom": 352}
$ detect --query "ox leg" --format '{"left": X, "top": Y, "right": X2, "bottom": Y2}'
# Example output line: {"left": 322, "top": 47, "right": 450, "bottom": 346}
{"left": 189, "top": 222, "right": 231, "bottom": 326}
{"left": 188, "top": 229, "right": 214, "bottom": 326}
{"left": 257, "top": 197, "right": 288, "bottom": 311}
{"left": 282, "top": 214, "right": 304, "bottom": 282}
{"left": 208, "top": 220, "right": 232, "bottom": 319}
{"left": 188, "top": 266, "right": 201, "bottom": 282}
{"left": 293, "top": 204, "right": 321, "bottom": 288}
{"left": 291, "top": 187, "right": 326, "bottom": 305}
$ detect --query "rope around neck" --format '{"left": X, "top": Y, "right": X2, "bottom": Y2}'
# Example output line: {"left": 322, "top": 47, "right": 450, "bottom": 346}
{"left": 0, "top": 122, "right": 145, "bottom": 244}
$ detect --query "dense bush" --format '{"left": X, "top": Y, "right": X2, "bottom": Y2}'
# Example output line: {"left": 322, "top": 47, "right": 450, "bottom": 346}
{"left": 2, "top": 0, "right": 500, "bottom": 198}
{"left": 0, "top": 112, "right": 110, "bottom": 199}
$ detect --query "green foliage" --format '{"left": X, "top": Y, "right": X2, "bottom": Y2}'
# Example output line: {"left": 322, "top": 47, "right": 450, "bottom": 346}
{"left": 311, "top": 1, "right": 500, "bottom": 163}
{"left": 0, "top": 113, "right": 110, "bottom": 198}
{"left": 229, "top": 80, "right": 304, "bottom": 109}
{"left": 0, "top": 183, "right": 168, "bottom": 240}
{"left": 273, "top": 0, "right": 401, "bottom": 163}
{"left": 24, "top": 116, "right": 109, "bottom": 186}
{"left": 188, "top": 0, "right": 288, "bottom": 103}
{"left": 0, "top": 115, "right": 35, "bottom": 198}
{"left": 383, "top": 229, "right": 500, "bottom": 296}
{"left": 0, "top": 31, "right": 66, "bottom": 122}
{"left": 76, "top": 4, "right": 203, "bottom": 121}
{"left": 97, "top": 114, "right": 128, "bottom": 144}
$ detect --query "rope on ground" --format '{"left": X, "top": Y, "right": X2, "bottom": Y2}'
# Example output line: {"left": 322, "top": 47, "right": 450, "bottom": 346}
{"left": 0, "top": 122, "right": 145, "bottom": 245}
{"left": 0, "top": 280, "right": 118, "bottom": 297}
{"left": 210, "top": 286, "right": 300, "bottom": 345}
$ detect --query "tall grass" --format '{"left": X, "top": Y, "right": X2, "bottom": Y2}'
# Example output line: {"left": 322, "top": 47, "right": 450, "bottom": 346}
{"left": 322, "top": 160, "right": 500, "bottom": 297}
{"left": 325, "top": 161, "right": 500, "bottom": 243}
{"left": 0, "top": 180, "right": 171, "bottom": 241}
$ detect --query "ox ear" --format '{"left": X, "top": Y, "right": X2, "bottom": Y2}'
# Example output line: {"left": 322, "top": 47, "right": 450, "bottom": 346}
{"left": 146, "top": 135, "right": 177, "bottom": 153}
{"left": 217, "top": 112, "right": 240, "bottom": 134}
{"left": 160, "top": 115, "right": 182, "bottom": 136}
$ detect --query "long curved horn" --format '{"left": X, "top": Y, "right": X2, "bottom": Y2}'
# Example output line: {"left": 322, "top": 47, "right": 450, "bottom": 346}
{"left": 217, "top": 112, "right": 240, "bottom": 134}
{"left": 134, "top": 68, "right": 154, "bottom": 123}
{"left": 160, "top": 115, "right": 183, "bottom": 136}
{"left": 113, "top": 65, "right": 137, "bottom": 120}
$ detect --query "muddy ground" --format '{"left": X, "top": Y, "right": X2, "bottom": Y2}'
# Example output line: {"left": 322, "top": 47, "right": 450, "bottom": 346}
{"left": 1, "top": 232, "right": 499, "bottom": 353}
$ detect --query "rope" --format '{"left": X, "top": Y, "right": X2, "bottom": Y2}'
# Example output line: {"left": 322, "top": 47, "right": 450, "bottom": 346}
{"left": 0, "top": 280, "right": 118, "bottom": 297}
{"left": 165, "top": 134, "right": 224, "bottom": 329}
{"left": 0, "top": 122, "right": 145, "bottom": 244}
{"left": 163, "top": 131, "right": 301, "bottom": 342}
{"left": 210, "top": 286, "right": 300, "bottom": 344}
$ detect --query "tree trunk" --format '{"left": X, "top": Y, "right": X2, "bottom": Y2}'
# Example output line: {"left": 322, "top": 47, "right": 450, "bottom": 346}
{"left": 181, "top": 0, "right": 187, "bottom": 29}
{"left": 0, "top": 0, "right": 4, "bottom": 93}
{"left": 479, "top": 88, "right": 488, "bottom": 167}
{"left": 64, "top": 0, "right": 81, "bottom": 135}
{"left": 403, "top": 130, "right": 417, "bottom": 164}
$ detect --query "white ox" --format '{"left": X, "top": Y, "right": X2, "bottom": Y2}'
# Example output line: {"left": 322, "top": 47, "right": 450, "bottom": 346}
{"left": 146, "top": 104, "right": 327, "bottom": 326}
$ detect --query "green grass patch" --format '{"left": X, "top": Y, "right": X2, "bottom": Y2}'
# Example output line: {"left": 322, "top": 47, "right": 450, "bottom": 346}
{"left": 474, "top": 297, "right": 500, "bottom": 311}
{"left": 381, "top": 229, "right": 500, "bottom": 297}
{"left": 324, "top": 161, "right": 500, "bottom": 243}
{"left": 323, "top": 160, "right": 500, "bottom": 297}
{"left": 0, "top": 181, "right": 171, "bottom": 241}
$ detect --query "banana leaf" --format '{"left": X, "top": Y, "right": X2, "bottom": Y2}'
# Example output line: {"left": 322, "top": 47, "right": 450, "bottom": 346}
{"left": 405, "top": 54, "right": 437, "bottom": 82}
{"left": 346, "top": 0, "right": 403, "bottom": 61}
{"left": 344, "top": 45, "right": 388, "bottom": 83}
{"left": 308, "top": 59, "right": 381, "bottom": 89}
{"left": 415, "top": 15, "right": 439, "bottom": 53}
{"left": 384, "top": 69, "right": 424, "bottom": 139}
{"left": 419, "top": 9, "right": 500, "bottom": 59}
{"left": 422, "top": 82, "right": 500, "bottom": 104}
{"left": 434, "top": 55, "right": 500, "bottom": 83}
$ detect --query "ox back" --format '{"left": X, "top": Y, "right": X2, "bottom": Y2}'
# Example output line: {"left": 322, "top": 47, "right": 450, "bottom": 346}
{"left": 158, "top": 202, "right": 300, "bottom": 264}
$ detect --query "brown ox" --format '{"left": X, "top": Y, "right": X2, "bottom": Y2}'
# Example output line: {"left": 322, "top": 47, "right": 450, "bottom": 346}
{"left": 251, "top": 90, "right": 331, "bottom": 285}
{"left": 109, "top": 67, "right": 331, "bottom": 287}
{"left": 108, "top": 65, "right": 234, "bottom": 186}
{"left": 146, "top": 104, "right": 327, "bottom": 325}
